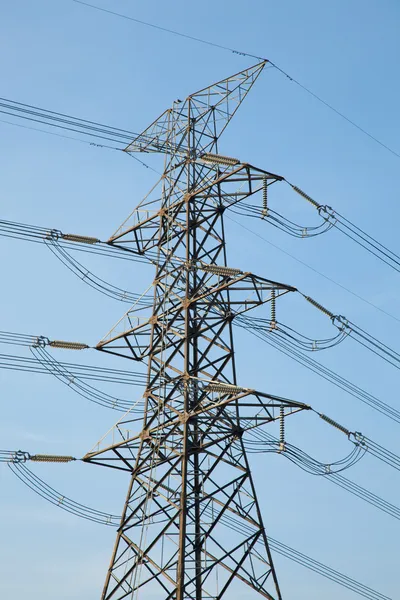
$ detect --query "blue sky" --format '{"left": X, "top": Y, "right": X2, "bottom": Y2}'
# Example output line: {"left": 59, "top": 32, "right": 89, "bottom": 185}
{"left": 0, "top": 1, "right": 399, "bottom": 598}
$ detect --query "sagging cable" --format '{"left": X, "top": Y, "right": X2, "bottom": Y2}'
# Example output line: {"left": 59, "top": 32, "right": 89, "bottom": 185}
{"left": 8, "top": 462, "right": 120, "bottom": 526}
{"left": 44, "top": 236, "right": 146, "bottom": 303}
{"left": 236, "top": 313, "right": 400, "bottom": 423}
{"left": 30, "top": 346, "right": 143, "bottom": 412}
{"left": 287, "top": 181, "right": 400, "bottom": 274}
{"left": 302, "top": 293, "right": 400, "bottom": 371}
{"left": 4, "top": 455, "right": 390, "bottom": 598}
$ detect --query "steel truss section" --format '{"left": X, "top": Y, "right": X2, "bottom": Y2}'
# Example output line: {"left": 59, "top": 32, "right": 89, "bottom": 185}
{"left": 87, "top": 61, "right": 308, "bottom": 600}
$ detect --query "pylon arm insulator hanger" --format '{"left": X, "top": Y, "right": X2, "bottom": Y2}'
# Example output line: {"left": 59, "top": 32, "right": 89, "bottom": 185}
{"left": 106, "top": 162, "right": 284, "bottom": 255}
{"left": 82, "top": 386, "right": 309, "bottom": 469}
{"left": 95, "top": 271, "right": 295, "bottom": 361}
{"left": 187, "top": 270, "right": 296, "bottom": 307}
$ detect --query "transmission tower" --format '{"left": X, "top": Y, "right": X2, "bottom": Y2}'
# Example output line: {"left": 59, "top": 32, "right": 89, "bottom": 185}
{"left": 84, "top": 61, "right": 309, "bottom": 600}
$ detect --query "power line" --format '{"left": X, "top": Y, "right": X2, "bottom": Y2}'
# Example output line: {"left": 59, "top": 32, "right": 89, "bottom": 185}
{"left": 245, "top": 429, "right": 400, "bottom": 522}
{"left": 71, "top": 0, "right": 266, "bottom": 61}
{"left": 268, "top": 61, "right": 400, "bottom": 160}
{"left": 0, "top": 117, "right": 120, "bottom": 149}
{"left": 0, "top": 351, "right": 144, "bottom": 385}
{"left": 232, "top": 189, "right": 400, "bottom": 276}
{"left": 3, "top": 46, "right": 397, "bottom": 598}
{"left": 0, "top": 96, "right": 141, "bottom": 144}
{"left": 5, "top": 458, "right": 393, "bottom": 599}
{"left": 227, "top": 214, "right": 400, "bottom": 325}
{"left": 236, "top": 314, "right": 400, "bottom": 424}
{"left": 71, "top": 0, "right": 400, "bottom": 161}
{"left": 3, "top": 96, "right": 399, "bottom": 321}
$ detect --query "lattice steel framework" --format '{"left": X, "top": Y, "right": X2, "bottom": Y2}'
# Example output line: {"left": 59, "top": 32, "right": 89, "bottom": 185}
{"left": 84, "top": 62, "right": 309, "bottom": 600}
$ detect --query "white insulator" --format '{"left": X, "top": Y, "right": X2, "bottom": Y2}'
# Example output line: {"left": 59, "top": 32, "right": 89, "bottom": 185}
{"left": 201, "top": 264, "right": 242, "bottom": 277}
{"left": 62, "top": 233, "right": 100, "bottom": 244}
{"left": 200, "top": 152, "right": 240, "bottom": 166}
{"left": 49, "top": 340, "right": 89, "bottom": 350}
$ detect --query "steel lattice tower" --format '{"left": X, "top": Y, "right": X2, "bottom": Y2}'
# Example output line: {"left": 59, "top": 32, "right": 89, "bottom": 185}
{"left": 84, "top": 62, "right": 308, "bottom": 600}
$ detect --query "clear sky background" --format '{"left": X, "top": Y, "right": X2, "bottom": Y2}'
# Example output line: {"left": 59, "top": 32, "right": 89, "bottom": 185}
{"left": 0, "top": 1, "right": 399, "bottom": 598}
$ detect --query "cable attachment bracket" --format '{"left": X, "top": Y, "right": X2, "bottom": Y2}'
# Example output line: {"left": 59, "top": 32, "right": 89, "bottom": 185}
{"left": 332, "top": 315, "right": 351, "bottom": 334}
{"left": 350, "top": 431, "right": 367, "bottom": 447}
{"left": 318, "top": 205, "right": 337, "bottom": 225}
{"left": 32, "top": 335, "right": 50, "bottom": 348}
{"left": 11, "top": 450, "right": 31, "bottom": 463}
